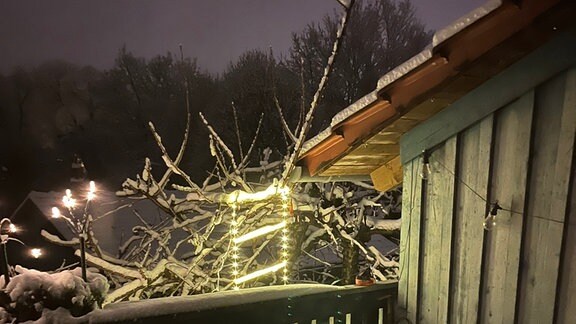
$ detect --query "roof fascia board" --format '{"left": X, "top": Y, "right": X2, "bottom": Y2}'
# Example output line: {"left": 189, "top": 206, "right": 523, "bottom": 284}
{"left": 400, "top": 26, "right": 576, "bottom": 165}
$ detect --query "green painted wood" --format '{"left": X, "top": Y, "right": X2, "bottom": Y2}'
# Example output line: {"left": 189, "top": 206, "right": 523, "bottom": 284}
{"left": 418, "top": 136, "right": 457, "bottom": 324}
{"left": 449, "top": 115, "right": 493, "bottom": 324}
{"left": 479, "top": 91, "right": 534, "bottom": 324}
{"left": 400, "top": 27, "right": 576, "bottom": 165}
{"left": 517, "top": 70, "right": 576, "bottom": 323}
{"left": 398, "top": 157, "right": 423, "bottom": 323}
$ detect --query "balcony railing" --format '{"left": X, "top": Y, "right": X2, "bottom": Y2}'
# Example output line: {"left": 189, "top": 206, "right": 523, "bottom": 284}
{"left": 87, "top": 281, "right": 398, "bottom": 324}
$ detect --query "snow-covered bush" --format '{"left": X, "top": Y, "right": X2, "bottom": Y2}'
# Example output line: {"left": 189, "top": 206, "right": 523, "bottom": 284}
{"left": 0, "top": 266, "right": 108, "bottom": 322}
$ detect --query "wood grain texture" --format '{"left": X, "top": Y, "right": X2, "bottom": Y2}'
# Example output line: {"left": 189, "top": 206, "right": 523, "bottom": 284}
{"left": 449, "top": 115, "right": 493, "bottom": 324}
{"left": 370, "top": 156, "right": 402, "bottom": 192}
{"left": 479, "top": 91, "right": 534, "bottom": 324}
{"left": 398, "top": 157, "right": 423, "bottom": 323}
{"left": 400, "top": 29, "right": 576, "bottom": 164}
{"left": 555, "top": 71, "right": 576, "bottom": 324}
{"left": 418, "top": 136, "right": 457, "bottom": 324}
{"left": 517, "top": 70, "right": 576, "bottom": 323}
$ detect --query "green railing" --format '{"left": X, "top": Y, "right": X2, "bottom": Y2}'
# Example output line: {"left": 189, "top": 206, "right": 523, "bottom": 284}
{"left": 88, "top": 281, "right": 398, "bottom": 324}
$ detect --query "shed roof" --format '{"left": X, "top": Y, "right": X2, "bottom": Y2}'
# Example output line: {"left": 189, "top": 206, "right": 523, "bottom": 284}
{"left": 297, "top": 0, "right": 576, "bottom": 191}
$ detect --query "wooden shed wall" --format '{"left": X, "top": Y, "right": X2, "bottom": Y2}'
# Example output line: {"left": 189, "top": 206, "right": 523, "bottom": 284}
{"left": 398, "top": 67, "right": 576, "bottom": 324}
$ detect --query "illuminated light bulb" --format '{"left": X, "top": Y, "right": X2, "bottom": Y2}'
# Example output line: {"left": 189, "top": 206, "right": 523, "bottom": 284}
{"left": 233, "top": 261, "right": 286, "bottom": 284}
{"left": 232, "top": 270, "right": 239, "bottom": 275}
{"left": 30, "top": 248, "right": 42, "bottom": 259}
{"left": 282, "top": 203, "right": 288, "bottom": 209}
{"left": 87, "top": 191, "right": 95, "bottom": 201}
{"left": 232, "top": 254, "right": 239, "bottom": 259}
{"left": 233, "top": 221, "right": 287, "bottom": 244}
{"left": 282, "top": 228, "right": 288, "bottom": 234}
{"left": 63, "top": 197, "right": 76, "bottom": 208}
{"left": 65, "top": 189, "right": 72, "bottom": 198}
{"left": 232, "top": 262, "right": 238, "bottom": 268}
{"left": 281, "top": 244, "right": 288, "bottom": 249}
{"left": 8, "top": 224, "right": 17, "bottom": 233}
{"left": 232, "top": 246, "right": 239, "bottom": 251}
{"left": 233, "top": 286, "right": 240, "bottom": 291}
{"left": 231, "top": 220, "right": 238, "bottom": 226}
{"left": 51, "top": 207, "right": 61, "bottom": 218}
{"left": 281, "top": 236, "right": 288, "bottom": 242}
{"left": 282, "top": 252, "right": 289, "bottom": 258}
{"left": 89, "top": 181, "right": 96, "bottom": 193}
{"left": 231, "top": 229, "right": 238, "bottom": 235}
{"left": 282, "top": 276, "right": 289, "bottom": 281}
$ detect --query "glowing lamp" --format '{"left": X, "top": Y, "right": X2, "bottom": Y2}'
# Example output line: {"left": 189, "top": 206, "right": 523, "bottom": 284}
{"left": 30, "top": 248, "right": 42, "bottom": 259}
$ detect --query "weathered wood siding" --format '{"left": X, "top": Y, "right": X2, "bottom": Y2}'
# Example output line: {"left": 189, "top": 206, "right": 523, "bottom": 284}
{"left": 399, "top": 68, "right": 576, "bottom": 323}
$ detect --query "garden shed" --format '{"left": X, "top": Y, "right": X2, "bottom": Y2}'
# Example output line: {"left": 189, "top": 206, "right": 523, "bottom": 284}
{"left": 297, "top": 0, "right": 576, "bottom": 323}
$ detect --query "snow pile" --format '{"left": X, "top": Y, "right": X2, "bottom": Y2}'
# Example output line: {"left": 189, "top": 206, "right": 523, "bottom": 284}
{"left": 0, "top": 266, "right": 108, "bottom": 322}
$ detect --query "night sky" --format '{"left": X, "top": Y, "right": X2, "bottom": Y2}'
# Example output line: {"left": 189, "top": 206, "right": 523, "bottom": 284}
{"left": 0, "top": 0, "right": 485, "bottom": 74}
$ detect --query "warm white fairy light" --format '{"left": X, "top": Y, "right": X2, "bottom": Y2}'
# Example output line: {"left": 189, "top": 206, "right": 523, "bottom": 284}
{"left": 30, "top": 248, "right": 42, "bottom": 259}
{"left": 51, "top": 207, "right": 61, "bottom": 218}
{"left": 227, "top": 185, "right": 292, "bottom": 289}
{"left": 87, "top": 191, "right": 95, "bottom": 201}
{"left": 233, "top": 221, "right": 287, "bottom": 244}
{"left": 279, "top": 187, "right": 290, "bottom": 284}
{"left": 62, "top": 195, "right": 76, "bottom": 209}
{"left": 233, "top": 261, "right": 287, "bottom": 285}
{"left": 8, "top": 224, "right": 17, "bottom": 233}
{"left": 89, "top": 181, "right": 96, "bottom": 193}
{"left": 230, "top": 202, "right": 240, "bottom": 290}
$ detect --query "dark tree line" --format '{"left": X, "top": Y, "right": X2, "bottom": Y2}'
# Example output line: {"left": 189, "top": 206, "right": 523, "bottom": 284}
{"left": 0, "top": 0, "right": 430, "bottom": 214}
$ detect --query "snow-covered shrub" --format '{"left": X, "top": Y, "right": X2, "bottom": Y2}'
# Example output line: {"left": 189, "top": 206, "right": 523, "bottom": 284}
{"left": 0, "top": 266, "right": 108, "bottom": 322}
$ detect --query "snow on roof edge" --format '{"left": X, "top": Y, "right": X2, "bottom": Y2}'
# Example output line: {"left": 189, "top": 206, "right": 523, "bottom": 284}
{"left": 300, "top": 0, "right": 503, "bottom": 159}
{"left": 432, "top": 0, "right": 502, "bottom": 47}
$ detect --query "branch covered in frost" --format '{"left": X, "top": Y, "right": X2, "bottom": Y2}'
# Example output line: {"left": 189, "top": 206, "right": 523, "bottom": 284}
{"left": 281, "top": 0, "right": 355, "bottom": 183}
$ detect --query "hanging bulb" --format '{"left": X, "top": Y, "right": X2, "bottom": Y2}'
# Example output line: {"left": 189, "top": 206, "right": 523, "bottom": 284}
{"left": 89, "top": 181, "right": 96, "bottom": 193}
{"left": 8, "top": 224, "right": 17, "bottom": 233}
{"left": 483, "top": 202, "right": 502, "bottom": 231}
{"left": 420, "top": 150, "right": 431, "bottom": 180}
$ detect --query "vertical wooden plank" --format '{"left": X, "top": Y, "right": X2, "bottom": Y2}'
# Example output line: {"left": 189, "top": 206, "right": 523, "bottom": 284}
{"left": 449, "top": 115, "right": 493, "bottom": 324}
{"left": 517, "top": 70, "right": 576, "bottom": 323}
{"left": 557, "top": 161, "right": 576, "bottom": 324}
{"left": 479, "top": 92, "right": 534, "bottom": 323}
{"left": 398, "top": 156, "right": 423, "bottom": 323}
{"left": 555, "top": 67, "right": 576, "bottom": 324}
{"left": 418, "top": 136, "right": 457, "bottom": 323}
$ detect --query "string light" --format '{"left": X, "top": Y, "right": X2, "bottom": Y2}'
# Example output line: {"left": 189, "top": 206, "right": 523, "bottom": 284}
{"left": 51, "top": 207, "right": 61, "bottom": 218}
{"left": 233, "top": 221, "right": 287, "bottom": 244}
{"left": 234, "top": 261, "right": 287, "bottom": 285}
{"left": 483, "top": 202, "right": 502, "bottom": 231}
{"left": 279, "top": 186, "right": 290, "bottom": 285}
{"left": 30, "top": 248, "right": 42, "bottom": 259}
{"left": 8, "top": 224, "right": 17, "bottom": 233}
{"left": 230, "top": 201, "right": 240, "bottom": 290}
{"left": 226, "top": 184, "right": 292, "bottom": 289}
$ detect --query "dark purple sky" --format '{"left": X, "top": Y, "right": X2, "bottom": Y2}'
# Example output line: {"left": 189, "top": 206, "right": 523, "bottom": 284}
{"left": 0, "top": 0, "right": 485, "bottom": 74}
